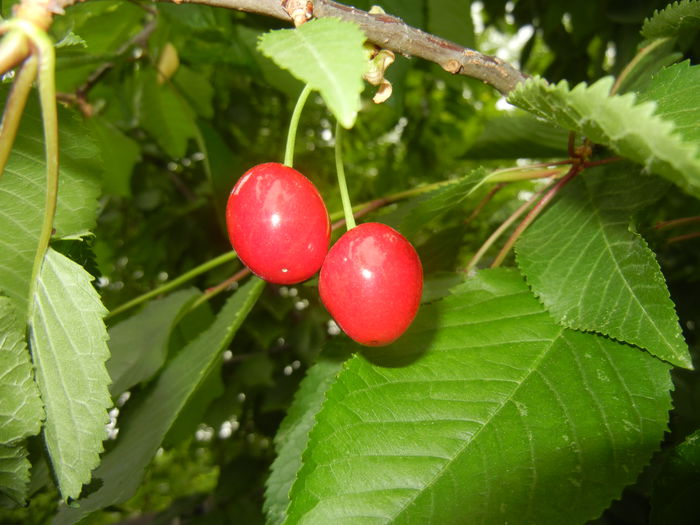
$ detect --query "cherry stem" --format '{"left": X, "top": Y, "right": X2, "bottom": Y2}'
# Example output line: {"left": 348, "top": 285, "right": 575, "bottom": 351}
{"left": 283, "top": 83, "right": 312, "bottom": 167}
{"left": 490, "top": 165, "right": 582, "bottom": 268}
{"left": 464, "top": 183, "right": 507, "bottom": 227}
{"left": 189, "top": 267, "right": 252, "bottom": 312}
{"left": 667, "top": 231, "right": 700, "bottom": 244}
{"left": 334, "top": 122, "right": 356, "bottom": 230}
{"left": 654, "top": 215, "right": 700, "bottom": 230}
{"left": 0, "top": 52, "right": 37, "bottom": 179}
{"left": 464, "top": 182, "right": 553, "bottom": 273}
{"left": 106, "top": 251, "right": 239, "bottom": 319}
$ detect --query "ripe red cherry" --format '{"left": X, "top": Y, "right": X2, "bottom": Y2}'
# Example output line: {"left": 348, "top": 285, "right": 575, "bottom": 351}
{"left": 226, "top": 163, "right": 330, "bottom": 284}
{"left": 319, "top": 222, "right": 423, "bottom": 346}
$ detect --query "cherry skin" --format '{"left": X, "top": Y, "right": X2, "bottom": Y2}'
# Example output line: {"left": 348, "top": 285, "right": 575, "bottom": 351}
{"left": 226, "top": 163, "right": 330, "bottom": 284}
{"left": 319, "top": 222, "right": 423, "bottom": 346}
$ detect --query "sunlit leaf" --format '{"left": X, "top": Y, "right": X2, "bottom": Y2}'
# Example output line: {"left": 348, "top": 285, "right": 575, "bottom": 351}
{"left": 285, "top": 269, "right": 672, "bottom": 524}
{"left": 29, "top": 249, "right": 112, "bottom": 500}
{"left": 508, "top": 76, "right": 700, "bottom": 197}
{"left": 516, "top": 166, "right": 690, "bottom": 369}
{"left": 258, "top": 18, "right": 366, "bottom": 128}
{"left": 53, "top": 278, "right": 264, "bottom": 524}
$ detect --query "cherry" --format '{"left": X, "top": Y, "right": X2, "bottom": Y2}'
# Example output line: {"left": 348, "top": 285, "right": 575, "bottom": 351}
{"left": 319, "top": 222, "right": 423, "bottom": 346}
{"left": 226, "top": 163, "right": 330, "bottom": 284}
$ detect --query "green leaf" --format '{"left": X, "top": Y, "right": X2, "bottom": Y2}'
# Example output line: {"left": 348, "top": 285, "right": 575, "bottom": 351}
{"left": 637, "top": 61, "right": 700, "bottom": 146}
{"left": 52, "top": 278, "right": 264, "bottom": 524}
{"left": 0, "top": 444, "right": 31, "bottom": 506}
{"left": 139, "top": 71, "right": 197, "bottom": 158}
{"left": 651, "top": 429, "right": 700, "bottom": 525}
{"left": 107, "top": 289, "right": 201, "bottom": 396}
{"left": 516, "top": 166, "right": 691, "bottom": 369}
{"left": 508, "top": 76, "right": 700, "bottom": 197}
{"left": 285, "top": 269, "right": 673, "bottom": 524}
{"left": 427, "top": 0, "right": 475, "bottom": 49}
{"left": 613, "top": 38, "right": 681, "bottom": 95}
{"left": 0, "top": 87, "right": 101, "bottom": 323}
{"left": 0, "top": 297, "right": 43, "bottom": 445}
{"left": 90, "top": 118, "right": 140, "bottom": 197}
{"left": 264, "top": 341, "right": 351, "bottom": 525}
{"left": 641, "top": 0, "right": 700, "bottom": 40}
{"left": 258, "top": 18, "right": 366, "bottom": 128}
{"left": 466, "top": 113, "right": 570, "bottom": 159}
{"left": 29, "top": 248, "right": 112, "bottom": 501}
{"left": 378, "top": 168, "right": 487, "bottom": 239}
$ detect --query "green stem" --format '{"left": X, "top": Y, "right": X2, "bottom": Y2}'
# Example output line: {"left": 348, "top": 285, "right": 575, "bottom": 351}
{"left": 0, "top": 52, "right": 37, "bottom": 178}
{"left": 334, "top": 122, "right": 356, "bottom": 230}
{"left": 8, "top": 20, "right": 59, "bottom": 319}
{"left": 284, "top": 84, "right": 313, "bottom": 167}
{"left": 106, "top": 250, "right": 238, "bottom": 319}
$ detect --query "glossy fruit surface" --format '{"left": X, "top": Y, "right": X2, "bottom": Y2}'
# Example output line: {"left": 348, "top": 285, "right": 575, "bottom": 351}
{"left": 226, "top": 163, "right": 330, "bottom": 284}
{"left": 319, "top": 222, "right": 423, "bottom": 346}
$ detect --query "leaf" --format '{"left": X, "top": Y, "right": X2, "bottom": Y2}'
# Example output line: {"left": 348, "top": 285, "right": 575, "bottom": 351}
{"left": 641, "top": 0, "right": 700, "bottom": 40}
{"left": 0, "top": 297, "right": 43, "bottom": 445}
{"left": 258, "top": 18, "right": 366, "bottom": 128}
{"left": 508, "top": 76, "right": 700, "bottom": 197}
{"left": 29, "top": 248, "right": 112, "bottom": 501}
{"left": 651, "top": 429, "right": 700, "bottom": 525}
{"left": 139, "top": 70, "right": 197, "bottom": 158}
{"left": 637, "top": 61, "right": 700, "bottom": 146}
{"left": 90, "top": 118, "right": 141, "bottom": 197}
{"left": 107, "top": 288, "right": 201, "bottom": 396}
{"left": 613, "top": 38, "right": 681, "bottom": 95}
{"left": 0, "top": 86, "right": 102, "bottom": 322}
{"left": 377, "top": 168, "right": 487, "bottom": 239}
{"left": 0, "top": 444, "right": 31, "bottom": 506}
{"left": 52, "top": 278, "right": 265, "bottom": 525}
{"left": 465, "top": 113, "right": 570, "bottom": 159}
{"left": 515, "top": 166, "right": 691, "bottom": 369}
{"left": 284, "top": 269, "right": 673, "bottom": 524}
{"left": 427, "top": 0, "right": 475, "bottom": 49}
{"left": 264, "top": 341, "right": 351, "bottom": 525}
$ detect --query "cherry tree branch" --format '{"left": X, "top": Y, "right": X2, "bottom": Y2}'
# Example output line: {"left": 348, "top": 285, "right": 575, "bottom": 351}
{"left": 51, "top": 0, "right": 527, "bottom": 95}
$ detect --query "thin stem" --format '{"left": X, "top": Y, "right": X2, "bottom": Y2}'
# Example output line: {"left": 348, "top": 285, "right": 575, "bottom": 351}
{"left": 334, "top": 122, "right": 356, "bottom": 230}
{"left": 485, "top": 167, "right": 565, "bottom": 184}
{"left": 490, "top": 165, "right": 582, "bottom": 268}
{"left": 190, "top": 267, "right": 251, "bottom": 311}
{"left": 0, "top": 53, "right": 37, "bottom": 178}
{"left": 668, "top": 231, "right": 700, "bottom": 244}
{"left": 464, "top": 183, "right": 506, "bottom": 227}
{"left": 654, "top": 215, "right": 700, "bottom": 230}
{"left": 0, "top": 29, "right": 29, "bottom": 75}
{"left": 283, "top": 84, "right": 312, "bottom": 167}
{"left": 464, "top": 182, "right": 552, "bottom": 273}
{"left": 106, "top": 251, "right": 238, "bottom": 319}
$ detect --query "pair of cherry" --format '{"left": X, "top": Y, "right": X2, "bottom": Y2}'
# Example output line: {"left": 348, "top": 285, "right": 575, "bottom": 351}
{"left": 226, "top": 163, "right": 423, "bottom": 346}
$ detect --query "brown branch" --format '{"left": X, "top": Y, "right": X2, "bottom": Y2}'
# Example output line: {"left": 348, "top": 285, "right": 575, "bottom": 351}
{"left": 52, "top": 0, "right": 527, "bottom": 95}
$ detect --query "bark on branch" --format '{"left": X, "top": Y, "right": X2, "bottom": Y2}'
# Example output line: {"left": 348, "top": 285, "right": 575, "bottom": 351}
{"left": 53, "top": 0, "right": 528, "bottom": 94}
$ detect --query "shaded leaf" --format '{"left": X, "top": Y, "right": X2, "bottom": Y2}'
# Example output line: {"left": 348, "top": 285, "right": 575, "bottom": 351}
{"left": 285, "top": 269, "right": 673, "bottom": 524}
{"left": 107, "top": 288, "right": 201, "bottom": 396}
{"left": 466, "top": 113, "right": 570, "bottom": 159}
{"left": 613, "top": 38, "right": 681, "bottom": 94}
{"left": 52, "top": 278, "right": 264, "bottom": 524}
{"left": 508, "top": 76, "right": 700, "bottom": 197}
{"left": 516, "top": 166, "right": 690, "bottom": 369}
{"left": 641, "top": 0, "right": 700, "bottom": 40}
{"left": 90, "top": 118, "right": 140, "bottom": 197}
{"left": 264, "top": 342, "right": 351, "bottom": 525}
{"left": 258, "top": 18, "right": 366, "bottom": 128}
{"left": 0, "top": 444, "right": 30, "bottom": 506}
{"left": 0, "top": 297, "right": 43, "bottom": 445}
{"left": 651, "top": 429, "right": 700, "bottom": 525}
{"left": 29, "top": 249, "right": 112, "bottom": 500}
{"left": 0, "top": 87, "right": 101, "bottom": 322}
{"left": 378, "top": 168, "right": 487, "bottom": 239}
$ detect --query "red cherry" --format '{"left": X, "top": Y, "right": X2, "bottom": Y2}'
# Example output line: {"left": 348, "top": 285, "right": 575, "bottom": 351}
{"left": 319, "top": 223, "right": 423, "bottom": 346}
{"left": 226, "top": 163, "right": 330, "bottom": 284}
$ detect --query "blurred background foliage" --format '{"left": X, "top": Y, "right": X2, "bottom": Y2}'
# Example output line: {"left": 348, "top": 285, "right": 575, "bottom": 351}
{"left": 1, "top": 0, "right": 698, "bottom": 523}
